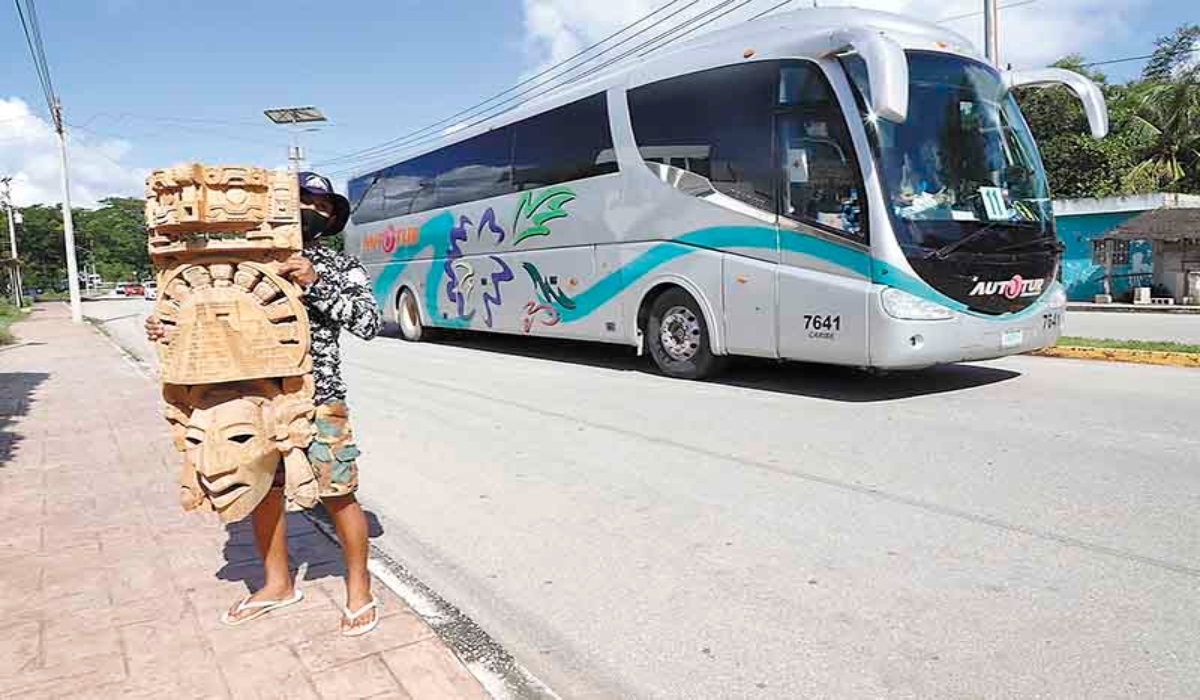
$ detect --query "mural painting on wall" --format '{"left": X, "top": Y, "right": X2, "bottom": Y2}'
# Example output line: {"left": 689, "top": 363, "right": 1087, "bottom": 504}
{"left": 441, "top": 186, "right": 578, "bottom": 329}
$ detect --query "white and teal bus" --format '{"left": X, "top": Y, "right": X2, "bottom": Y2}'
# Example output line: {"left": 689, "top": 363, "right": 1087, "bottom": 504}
{"left": 345, "top": 8, "right": 1108, "bottom": 379}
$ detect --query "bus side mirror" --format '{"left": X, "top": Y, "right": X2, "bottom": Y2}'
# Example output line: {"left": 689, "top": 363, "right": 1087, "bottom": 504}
{"left": 826, "top": 29, "right": 909, "bottom": 123}
{"left": 1006, "top": 68, "right": 1109, "bottom": 139}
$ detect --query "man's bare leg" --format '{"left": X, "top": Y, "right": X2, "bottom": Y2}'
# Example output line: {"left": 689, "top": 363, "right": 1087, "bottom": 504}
{"left": 324, "top": 495, "right": 374, "bottom": 631}
{"left": 226, "top": 487, "right": 294, "bottom": 622}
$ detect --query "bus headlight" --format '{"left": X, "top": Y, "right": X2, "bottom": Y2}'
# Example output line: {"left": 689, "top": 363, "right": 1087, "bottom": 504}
{"left": 881, "top": 288, "right": 955, "bottom": 321}
{"left": 1046, "top": 286, "right": 1068, "bottom": 309}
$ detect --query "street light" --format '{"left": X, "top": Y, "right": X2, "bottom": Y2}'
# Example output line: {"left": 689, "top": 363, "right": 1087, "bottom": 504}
{"left": 264, "top": 106, "right": 327, "bottom": 174}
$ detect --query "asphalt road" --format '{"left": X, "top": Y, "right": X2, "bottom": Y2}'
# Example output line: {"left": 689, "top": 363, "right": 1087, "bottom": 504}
{"left": 87, "top": 299, "right": 1200, "bottom": 698}
{"left": 1064, "top": 311, "right": 1200, "bottom": 344}
{"left": 341, "top": 329, "right": 1200, "bottom": 699}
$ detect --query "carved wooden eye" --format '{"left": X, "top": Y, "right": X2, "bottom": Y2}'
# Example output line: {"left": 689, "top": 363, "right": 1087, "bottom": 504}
{"left": 228, "top": 434, "right": 254, "bottom": 444}
{"left": 186, "top": 436, "right": 203, "bottom": 446}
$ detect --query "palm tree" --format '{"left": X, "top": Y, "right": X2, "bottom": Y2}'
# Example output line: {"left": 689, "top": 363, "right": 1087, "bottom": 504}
{"left": 1123, "top": 67, "right": 1200, "bottom": 192}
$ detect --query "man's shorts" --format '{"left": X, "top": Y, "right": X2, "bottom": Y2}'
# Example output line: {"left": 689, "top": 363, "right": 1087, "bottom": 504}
{"left": 306, "top": 400, "right": 361, "bottom": 499}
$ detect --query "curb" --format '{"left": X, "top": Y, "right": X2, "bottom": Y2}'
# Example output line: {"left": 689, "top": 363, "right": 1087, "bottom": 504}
{"left": 1066, "top": 304, "right": 1200, "bottom": 315}
{"left": 305, "top": 509, "right": 559, "bottom": 700}
{"left": 1030, "top": 345, "right": 1200, "bottom": 368}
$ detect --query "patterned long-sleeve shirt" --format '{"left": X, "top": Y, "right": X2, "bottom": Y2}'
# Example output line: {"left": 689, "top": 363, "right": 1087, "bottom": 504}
{"left": 302, "top": 244, "right": 383, "bottom": 405}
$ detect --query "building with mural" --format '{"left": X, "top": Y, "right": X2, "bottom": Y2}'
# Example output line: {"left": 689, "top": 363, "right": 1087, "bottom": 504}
{"left": 1055, "top": 194, "right": 1200, "bottom": 303}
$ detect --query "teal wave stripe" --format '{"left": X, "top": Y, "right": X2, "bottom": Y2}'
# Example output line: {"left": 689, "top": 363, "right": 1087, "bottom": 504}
{"left": 372, "top": 217, "right": 1054, "bottom": 328}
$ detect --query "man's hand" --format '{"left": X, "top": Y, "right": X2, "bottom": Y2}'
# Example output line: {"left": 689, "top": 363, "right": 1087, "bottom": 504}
{"left": 277, "top": 253, "right": 319, "bottom": 288}
{"left": 145, "top": 315, "right": 167, "bottom": 343}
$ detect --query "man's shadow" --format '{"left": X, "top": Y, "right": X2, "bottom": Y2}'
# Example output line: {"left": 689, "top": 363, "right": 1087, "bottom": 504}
{"left": 215, "top": 506, "right": 385, "bottom": 592}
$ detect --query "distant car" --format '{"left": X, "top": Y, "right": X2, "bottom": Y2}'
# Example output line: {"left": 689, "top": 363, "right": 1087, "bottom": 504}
{"left": 143, "top": 283, "right": 158, "bottom": 301}
{"left": 122, "top": 282, "right": 145, "bottom": 296}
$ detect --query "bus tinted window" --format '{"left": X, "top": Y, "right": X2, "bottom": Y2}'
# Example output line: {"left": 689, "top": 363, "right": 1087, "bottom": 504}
{"left": 776, "top": 61, "right": 867, "bottom": 240}
{"left": 433, "top": 128, "right": 514, "bottom": 210}
{"left": 512, "top": 93, "right": 617, "bottom": 190}
{"left": 381, "top": 157, "right": 437, "bottom": 219}
{"left": 629, "top": 61, "right": 778, "bottom": 213}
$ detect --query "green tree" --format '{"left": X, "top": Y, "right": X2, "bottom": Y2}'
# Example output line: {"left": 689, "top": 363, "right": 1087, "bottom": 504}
{"left": 1123, "top": 68, "right": 1200, "bottom": 192}
{"left": 1143, "top": 24, "right": 1200, "bottom": 83}
{"left": 75, "top": 197, "right": 150, "bottom": 282}
{"left": 13, "top": 205, "right": 68, "bottom": 290}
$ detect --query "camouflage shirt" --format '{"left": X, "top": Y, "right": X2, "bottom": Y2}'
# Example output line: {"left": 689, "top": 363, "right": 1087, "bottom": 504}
{"left": 302, "top": 244, "right": 383, "bottom": 405}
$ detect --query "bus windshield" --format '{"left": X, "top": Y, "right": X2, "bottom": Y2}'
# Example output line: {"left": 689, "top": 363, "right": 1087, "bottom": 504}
{"left": 843, "top": 51, "right": 1054, "bottom": 253}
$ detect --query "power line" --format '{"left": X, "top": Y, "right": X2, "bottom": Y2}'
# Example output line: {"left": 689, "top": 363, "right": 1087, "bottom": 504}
{"left": 13, "top": 0, "right": 55, "bottom": 118}
{"left": 78, "top": 111, "right": 293, "bottom": 132}
{"left": 314, "top": 0, "right": 700, "bottom": 169}
{"left": 326, "top": 0, "right": 771, "bottom": 177}
{"left": 1081, "top": 47, "right": 1200, "bottom": 68}
{"left": 637, "top": 0, "right": 761, "bottom": 56}
{"left": 748, "top": 0, "right": 797, "bottom": 22}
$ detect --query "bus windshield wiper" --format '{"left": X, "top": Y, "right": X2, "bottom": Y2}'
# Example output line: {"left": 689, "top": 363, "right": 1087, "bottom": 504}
{"left": 991, "top": 235, "right": 1064, "bottom": 254}
{"left": 925, "top": 222, "right": 1006, "bottom": 260}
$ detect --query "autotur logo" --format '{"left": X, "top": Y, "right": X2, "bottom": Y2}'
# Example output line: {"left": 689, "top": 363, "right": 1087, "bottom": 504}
{"left": 969, "top": 275, "right": 1044, "bottom": 300}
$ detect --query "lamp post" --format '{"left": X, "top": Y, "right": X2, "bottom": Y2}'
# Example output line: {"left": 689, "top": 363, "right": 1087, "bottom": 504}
{"left": 263, "top": 106, "right": 328, "bottom": 176}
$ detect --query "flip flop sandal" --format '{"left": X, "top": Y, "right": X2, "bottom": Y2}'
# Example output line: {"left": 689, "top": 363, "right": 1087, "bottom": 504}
{"left": 340, "top": 596, "right": 381, "bottom": 638}
{"left": 221, "top": 589, "right": 305, "bottom": 627}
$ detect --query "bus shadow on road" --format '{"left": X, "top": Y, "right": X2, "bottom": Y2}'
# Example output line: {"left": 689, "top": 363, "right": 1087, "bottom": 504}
{"left": 413, "top": 330, "right": 1021, "bottom": 403}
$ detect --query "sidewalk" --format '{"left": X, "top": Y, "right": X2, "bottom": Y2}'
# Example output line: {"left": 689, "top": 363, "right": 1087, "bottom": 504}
{"left": 0, "top": 304, "right": 488, "bottom": 699}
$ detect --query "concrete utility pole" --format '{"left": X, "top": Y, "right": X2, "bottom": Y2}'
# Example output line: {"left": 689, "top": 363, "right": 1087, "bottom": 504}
{"left": 984, "top": 0, "right": 1000, "bottom": 66}
{"left": 52, "top": 101, "right": 83, "bottom": 323}
{"left": 1, "top": 178, "right": 23, "bottom": 308}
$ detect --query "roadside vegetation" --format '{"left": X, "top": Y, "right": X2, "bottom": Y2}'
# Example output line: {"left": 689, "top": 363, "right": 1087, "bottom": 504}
{"left": 0, "top": 301, "right": 22, "bottom": 345}
{"left": 1057, "top": 336, "right": 1200, "bottom": 354}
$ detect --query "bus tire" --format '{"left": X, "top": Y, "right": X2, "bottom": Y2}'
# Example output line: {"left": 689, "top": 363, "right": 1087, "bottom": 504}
{"left": 645, "top": 288, "right": 725, "bottom": 380}
{"left": 396, "top": 287, "right": 428, "bottom": 342}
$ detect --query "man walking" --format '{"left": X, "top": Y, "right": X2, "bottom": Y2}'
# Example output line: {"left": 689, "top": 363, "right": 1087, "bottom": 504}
{"left": 147, "top": 171, "right": 383, "bottom": 635}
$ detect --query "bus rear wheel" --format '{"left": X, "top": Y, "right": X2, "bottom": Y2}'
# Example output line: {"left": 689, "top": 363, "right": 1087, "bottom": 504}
{"left": 645, "top": 288, "right": 725, "bottom": 380}
{"left": 396, "top": 288, "right": 428, "bottom": 342}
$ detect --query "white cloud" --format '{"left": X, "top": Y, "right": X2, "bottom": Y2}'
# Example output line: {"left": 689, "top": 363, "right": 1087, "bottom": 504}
{"left": 520, "top": 0, "right": 1147, "bottom": 73}
{"left": 0, "top": 97, "right": 145, "bottom": 208}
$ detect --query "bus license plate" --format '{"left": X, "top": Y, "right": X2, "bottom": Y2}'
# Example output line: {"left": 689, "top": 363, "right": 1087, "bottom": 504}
{"left": 1001, "top": 330, "right": 1024, "bottom": 349}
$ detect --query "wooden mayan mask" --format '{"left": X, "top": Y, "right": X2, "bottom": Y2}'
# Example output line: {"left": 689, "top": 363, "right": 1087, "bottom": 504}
{"left": 165, "top": 379, "right": 317, "bottom": 524}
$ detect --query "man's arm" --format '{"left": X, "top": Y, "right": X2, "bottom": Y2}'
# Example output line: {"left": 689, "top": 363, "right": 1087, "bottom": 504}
{"left": 303, "top": 254, "right": 383, "bottom": 341}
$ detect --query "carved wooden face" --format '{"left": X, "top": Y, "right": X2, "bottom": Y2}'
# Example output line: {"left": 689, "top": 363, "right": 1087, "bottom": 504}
{"left": 184, "top": 396, "right": 279, "bottom": 523}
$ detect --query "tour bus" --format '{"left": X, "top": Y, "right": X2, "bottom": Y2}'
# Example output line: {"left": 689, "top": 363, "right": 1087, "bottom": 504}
{"left": 345, "top": 8, "right": 1109, "bottom": 379}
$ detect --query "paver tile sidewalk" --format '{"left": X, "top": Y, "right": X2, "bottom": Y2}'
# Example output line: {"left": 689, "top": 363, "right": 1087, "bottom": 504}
{"left": 0, "top": 304, "right": 488, "bottom": 699}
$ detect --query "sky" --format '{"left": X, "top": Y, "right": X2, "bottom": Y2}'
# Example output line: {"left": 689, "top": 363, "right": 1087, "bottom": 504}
{"left": 0, "top": 0, "right": 1195, "bottom": 208}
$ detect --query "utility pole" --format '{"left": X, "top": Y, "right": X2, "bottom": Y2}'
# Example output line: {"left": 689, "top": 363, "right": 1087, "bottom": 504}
{"left": 1, "top": 178, "right": 23, "bottom": 308}
{"left": 52, "top": 100, "right": 83, "bottom": 323}
{"left": 984, "top": 0, "right": 1000, "bottom": 66}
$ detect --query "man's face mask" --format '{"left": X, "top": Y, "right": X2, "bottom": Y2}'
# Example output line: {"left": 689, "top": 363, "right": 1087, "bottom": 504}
{"left": 301, "top": 208, "right": 330, "bottom": 240}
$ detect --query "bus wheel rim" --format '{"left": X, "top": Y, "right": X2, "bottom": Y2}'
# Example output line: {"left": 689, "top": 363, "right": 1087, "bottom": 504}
{"left": 660, "top": 306, "right": 701, "bottom": 361}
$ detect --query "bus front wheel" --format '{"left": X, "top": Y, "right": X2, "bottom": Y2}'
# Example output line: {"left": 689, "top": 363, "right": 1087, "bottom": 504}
{"left": 645, "top": 288, "right": 725, "bottom": 380}
{"left": 396, "top": 288, "right": 428, "bottom": 342}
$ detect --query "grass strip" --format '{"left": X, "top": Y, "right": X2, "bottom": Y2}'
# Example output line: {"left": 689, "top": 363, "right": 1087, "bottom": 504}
{"left": 1058, "top": 336, "right": 1200, "bottom": 355}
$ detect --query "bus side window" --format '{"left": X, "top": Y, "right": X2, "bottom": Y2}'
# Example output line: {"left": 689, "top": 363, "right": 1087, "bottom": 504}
{"left": 777, "top": 62, "right": 868, "bottom": 241}
{"left": 629, "top": 62, "right": 778, "bottom": 214}
{"left": 511, "top": 93, "right": 617, "bottom": 191}
{"left": 432, "top": 127, "right": 515, "bottom": 210}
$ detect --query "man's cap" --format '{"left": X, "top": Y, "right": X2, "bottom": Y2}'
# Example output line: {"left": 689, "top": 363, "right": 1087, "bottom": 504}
{"left": 297, "top": 171, "right": 351, "bottom": 236}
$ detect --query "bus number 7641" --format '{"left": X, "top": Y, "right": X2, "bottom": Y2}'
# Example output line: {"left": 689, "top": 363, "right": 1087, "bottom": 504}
{"left": 804, "top": 314, "right": 841, "bottom": 331}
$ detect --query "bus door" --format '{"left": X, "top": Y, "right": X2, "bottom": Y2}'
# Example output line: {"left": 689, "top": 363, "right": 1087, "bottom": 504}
{"left": 773, "top": 62, "right": 871, "bottom": 365}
